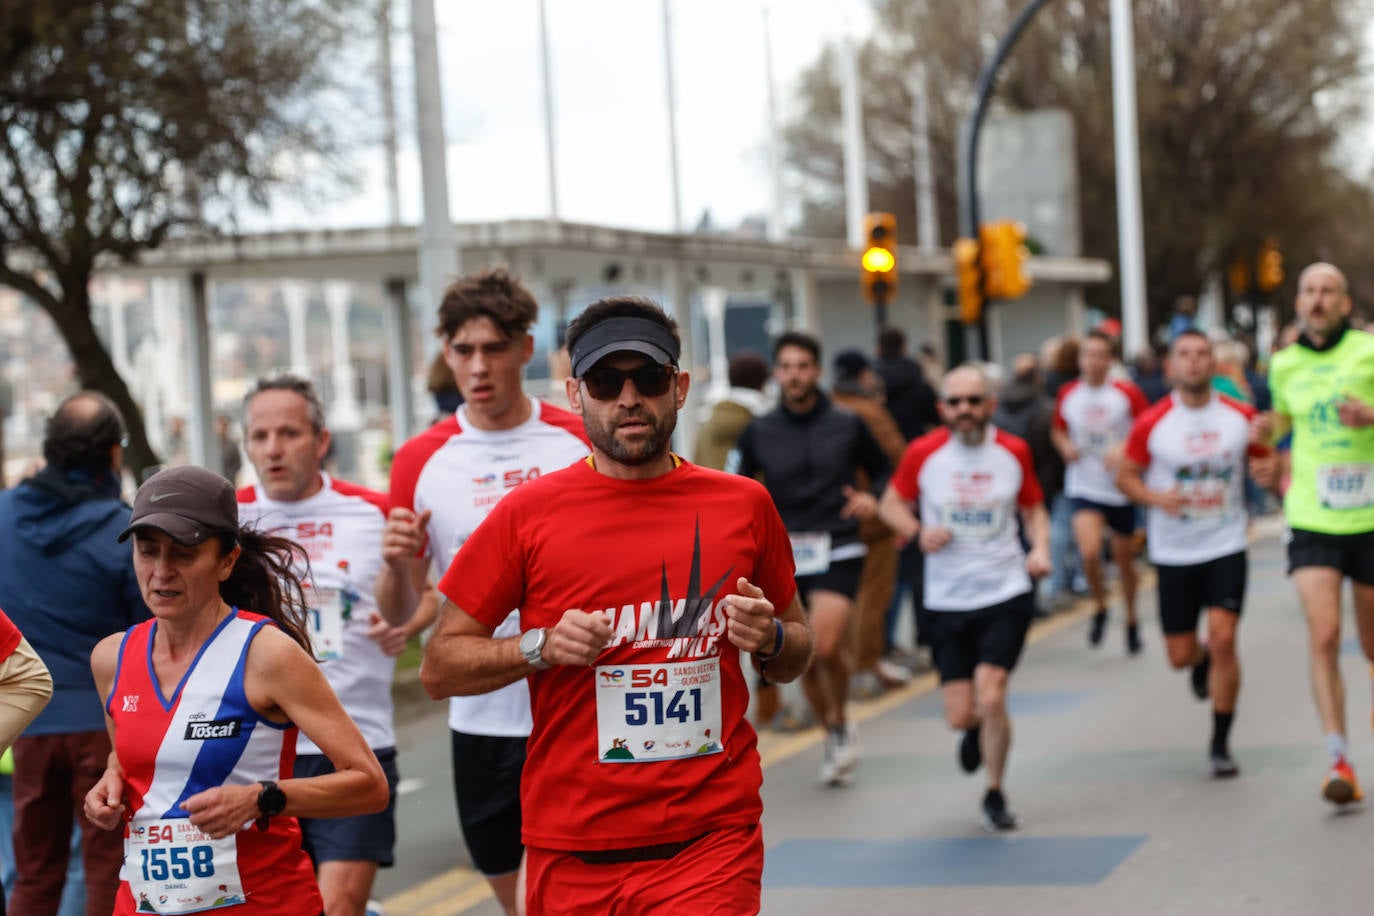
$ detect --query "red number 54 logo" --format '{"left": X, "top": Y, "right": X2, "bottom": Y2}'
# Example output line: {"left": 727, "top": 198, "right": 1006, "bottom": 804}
{"left": 503, "top": 468, "right": 541, "bottom": 488}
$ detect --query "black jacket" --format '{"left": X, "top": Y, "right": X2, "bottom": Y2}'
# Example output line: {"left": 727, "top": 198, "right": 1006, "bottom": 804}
{"left": 874, "top": 355, "right": 939, "bottom": 441}
{"left": 734, "top": 392, "right": 892, "bottom": 551}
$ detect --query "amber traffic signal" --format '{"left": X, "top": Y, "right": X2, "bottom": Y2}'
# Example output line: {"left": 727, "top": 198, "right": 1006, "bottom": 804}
{"left": 860, "top": 212, "right": 898, "bottom": 305}
{"left": 978, "top": 220, "right": 1032, "bottom": 300}
{"left": 1257, "top": 240, "right": 1284, "bottom": 292}
{"left": 953, "top": 237, "right": 983, "bottom": 325}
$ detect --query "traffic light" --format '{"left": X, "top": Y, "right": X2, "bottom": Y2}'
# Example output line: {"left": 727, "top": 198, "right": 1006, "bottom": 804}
{"left": 1227, "top": 258, "right": 1251, "bottom": 296}
{"left": 860, "top": 212, "right": 898, "bottom": 305}
{"left": 953, "top": 237, "right": 983, "bottom": 325}
{"left": 1257, "top": 240, "right": 1284, "bottom": 292}
{"left": 978, "top": 220, "right": 1032, "bottom": 300}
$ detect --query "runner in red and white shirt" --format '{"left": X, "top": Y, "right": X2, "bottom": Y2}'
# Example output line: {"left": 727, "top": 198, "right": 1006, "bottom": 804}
{"left": 420, "top": 298, "right": 812, "bottom": 915}
{"left": 237, "top": 375, "right": 416, "bottom": 916}
{"left": 1052, "top": 329, "right": 1151, "bottom": 653}
{"left": 1118, "top": 330, "right": 1268, "bottom": 779}
{"left": 378, "top": 269, "right": 588, "bottom": 915}
{"left": 880, "top": 364, "right": 1050, "bottom": 832}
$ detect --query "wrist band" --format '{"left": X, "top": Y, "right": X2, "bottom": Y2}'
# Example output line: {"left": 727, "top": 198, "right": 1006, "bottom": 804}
{"left": 754, "top": 618, "right": 785, "bottom": 663}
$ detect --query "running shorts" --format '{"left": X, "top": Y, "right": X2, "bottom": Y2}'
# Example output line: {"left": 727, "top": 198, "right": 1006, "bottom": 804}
{"left": 1287, "top": 528, "right": 1374, "bottom": 586}
{"left": 796, "top": 557, "right": 864, "bottom": 605}
{"left": 294, "top": 747, "right": 400, "bottom": 866}
{"left": 927, "top": 591, "right": 1035, "bottom": 683}
{"left": 525, "top": 823, "right": 762, "bottom": 915}
{"left": 451, "top": 730, "right": 526, "bottom": 877}
{"left": 1155, "top": 551, "right": 1247, "bottom": 635}
{"left": 1068, "top": 497, "right": 1137, "bottom": 537}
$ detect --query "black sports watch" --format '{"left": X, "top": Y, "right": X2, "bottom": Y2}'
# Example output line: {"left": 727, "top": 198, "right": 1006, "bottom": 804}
{"left": 256, "top": 779, "right": 287, "bottom": 830}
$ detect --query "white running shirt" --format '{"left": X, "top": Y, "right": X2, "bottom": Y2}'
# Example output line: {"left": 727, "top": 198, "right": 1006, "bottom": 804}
{"left": 1124, "top": 392, "right": 1257, "bottom": 566}
{"left": 389, "top": 398, "right": 589, "bottom": 737}
{"left": 891, "top": 427, "right": 1043, "bottom": 612}
{"left": 237, "top": 473, "right": 395, "bottom": 754}
{"left": 1054, "top": 378, "right": 1150, "bottom": 506}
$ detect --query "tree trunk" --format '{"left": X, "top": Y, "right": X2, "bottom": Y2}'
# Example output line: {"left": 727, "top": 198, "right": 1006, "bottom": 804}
{"left": 46, "top": 283, "right": 162, "bottom": 482}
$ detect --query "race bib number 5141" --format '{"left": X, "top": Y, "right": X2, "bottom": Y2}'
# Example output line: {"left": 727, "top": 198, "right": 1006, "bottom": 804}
{"left": 594, "top": 659, "right": 724, "bottom": 763}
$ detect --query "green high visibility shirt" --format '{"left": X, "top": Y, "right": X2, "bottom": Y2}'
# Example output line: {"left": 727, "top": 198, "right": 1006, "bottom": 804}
{"left": 1270, "top": 326, "right": 1374, "bottom": 534}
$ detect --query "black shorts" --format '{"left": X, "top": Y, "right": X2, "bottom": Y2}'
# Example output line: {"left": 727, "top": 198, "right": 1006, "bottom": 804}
{"left": 927, "top": 592, "right": 1035, "bottom": 683}
{"left": 1287, "top": 528, "right": 1374, "bottom": 586}
{"left": 294, "top": 747, "right": 399, "bottom": 866}
{"left": 1155, "top": 551, "right": 1247, "bottom": 635}
{"left": 1069, "top": 497, "right": 1137, "bottom": 537}
{"left": 451, "top": 730, "right": 527, "bottom": 877}
{"left": 795, "top": 556, "right": 864, "bottom": 605}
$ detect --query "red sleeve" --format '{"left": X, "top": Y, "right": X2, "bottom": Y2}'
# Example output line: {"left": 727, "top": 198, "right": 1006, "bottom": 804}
{"left": 997, "top": 431, "right": 1044, "bottom": 508}
{"left": 0, "top": 609, "right": 21, "bottom": 662}
{"left": 537, "top": 402, "right": 593, "bottom": 447}
{"left": 328, "top": 478, "right": 393, "bottom": 518}
{"left": 389, "top": 417, "right": 459, "bottom": 512}
{"left": 746, "top": 481, "right": 798, "bottom": 615}
{"left": 892, "top": 429, "right": 950, "bottom": 502}
{"left": 1219, "top": 395, "right": 1271, "bottom": 457}
{"left": 1124, "top": 398, "right": 1171, "bottom": 468}
{"left": 1116, "top": 379, "right": 1150, "bottom": 417}
{"left": 1052, "top": 381, "right": 1075, "bottom": 431}
{"left": 437, "top": 486, "right": 529, "bottom": 630}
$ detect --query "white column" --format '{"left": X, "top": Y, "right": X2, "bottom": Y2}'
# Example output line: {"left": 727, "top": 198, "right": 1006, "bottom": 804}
{"left": 537, "top": 0, "right": 560, "bottom": 222}
{"left": 701, "top": 286, "right": 729, "bottom": 402}
{"left": 282, "top": 281, "right": 310, "bottom": 376}
{"left": 1110, "top": 0, "right": 1149, "bottom": 357}
{"left": 103, "top": 277, "right": 133, "bottom": 380}
{"left": 664, "top": 262, "right": 697, "bottom": 451}
{"left": 838, "top": 34, "right": 869, "bottom": 250}
{"left": 911, "top": 61, "right": 939, "bottom": 254}
{"left": 762, "top": 6, "right": 786, "bottom": 242}
{"left": 325, "top": 281, "right": 362, "bottom": 432}
{"left": 411, "top": 0, "right": 460, "bottom": 315}
{"left": 660, "top": 0, "right": 684, "bottom": 232}
{"left": 378, "top": 0, "right": 401, "bottom": 225}
{"left": 790, "top": 267, "right": 820, "bottom": 333}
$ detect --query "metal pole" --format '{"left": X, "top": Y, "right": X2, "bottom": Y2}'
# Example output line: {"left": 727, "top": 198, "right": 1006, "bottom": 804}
{"left": 911, "top": 61, "right": 938, "bottom": 254}
{"left": 1110, "top": 0, "right": 1149, "bottom": 357}
{"left": 183, "top": 271, "right": 220, "bottom": 473}
{"left": 957, "top": 0, "right": 1054, "bottom": 359}
{"left": 378, "top": 0, "right": 401, "bottom": 226}
{"left": 383, "top": 277, "right": 416, "bottom": 442}
{"left": 660, "top": 0, "right": 684, "bottom": 232}
{"left": 762, "top": 6, "right": 786, "bottom": 242}
{"left": 537, "top": 0, "right": 560, "bottom": 222}
{"left": 410, "top": 0, "right": 459, "bottom": 315}
{"left": 839, "top": 33, "right": 869, "bottom": 250}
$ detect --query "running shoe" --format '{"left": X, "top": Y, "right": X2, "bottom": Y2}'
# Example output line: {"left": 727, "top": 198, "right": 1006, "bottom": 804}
{"left": 1088, "top": 609, "right": 1108, "bottom": 647}
{"left": 959, "top": 725, "right": 983, "bottom": 774}
{"left": 1125, "top": 623, "right": 1143, "bottom": 656}
{"left": 821, "top": 723, "right": 860, "bottom": 786}
{"left": 1191, "top": 646, "right": 1211, "bottom": 700}
{"left": 981, "top": 788, "right": 1019, "bottom": 831}
{"left": 1210, "top": 751, "right": 1239, "bottom": 779}
{"left": 1322, "top": 758, "right": 1364, "bottom": 805}
{"left": 875, "top": 656, "right": 914, "bottom": 687}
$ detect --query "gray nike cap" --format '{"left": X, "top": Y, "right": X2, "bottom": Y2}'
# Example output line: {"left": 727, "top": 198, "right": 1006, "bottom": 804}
{"left": 118, "top": 465, "right": 239, "bottom": 546}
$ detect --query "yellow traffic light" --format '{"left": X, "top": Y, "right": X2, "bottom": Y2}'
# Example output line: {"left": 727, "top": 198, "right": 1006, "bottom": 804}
{"left": 979, "top": 221, "right": 1032, "bottom": 300}
{"left": 1257, "top": 240, "right": 1284, "bottom": 292}
{"left": 953, "top": 237, "right": 983, "bottom": 325}
{"left": 860, "top": 212, "right": 898, "bottom": 305}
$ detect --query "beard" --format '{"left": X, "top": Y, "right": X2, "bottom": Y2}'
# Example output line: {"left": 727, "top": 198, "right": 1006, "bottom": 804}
{"left": 586, "top": 406, "right": 678, "bottom": 466}
{"left": 953, "top": 418, "right": 988, "bottom": 446}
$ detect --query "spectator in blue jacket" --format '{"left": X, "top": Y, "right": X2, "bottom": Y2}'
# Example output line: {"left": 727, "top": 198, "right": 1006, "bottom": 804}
{"left": 0, "top": 392, "right": 149, "bottom": 916}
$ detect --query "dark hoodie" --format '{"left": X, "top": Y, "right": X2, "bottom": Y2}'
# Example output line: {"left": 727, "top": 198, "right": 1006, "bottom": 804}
{"left": 993, "top": 375, "right": 1064, "bottom": 501}
{"left": 0, "top": 468, "right": 148, "bottom": 735}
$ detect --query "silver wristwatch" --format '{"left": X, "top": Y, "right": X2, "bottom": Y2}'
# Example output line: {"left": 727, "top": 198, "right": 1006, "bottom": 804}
{"left": 519, "top": 627, "right": 552, "bottom": 670}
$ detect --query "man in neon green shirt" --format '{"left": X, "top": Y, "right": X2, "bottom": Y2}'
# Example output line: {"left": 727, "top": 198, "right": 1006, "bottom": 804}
{"left": 1258, "top": 262, "right": 1374, "bottom": 806}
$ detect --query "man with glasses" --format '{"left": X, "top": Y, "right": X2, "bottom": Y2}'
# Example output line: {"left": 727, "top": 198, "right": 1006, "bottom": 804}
{"left": 879, "top": 365, "right": 1050, "bottom": 831}
{"left": 380, "top": 268, "right": 589, "bottom": 914}
{"left": 732, "top": 331, "right": 892, "bottom": 786}
{"left": 420, "top": 297, "right": 812, "bottom": 914}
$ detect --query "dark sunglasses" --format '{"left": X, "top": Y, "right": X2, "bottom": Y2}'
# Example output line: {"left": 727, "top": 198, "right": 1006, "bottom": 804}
{"left": 581, "top": 364, "right": 676, "bottom": 401}
{"left": 943, "top": 395, "right": 985, "bottom": 407}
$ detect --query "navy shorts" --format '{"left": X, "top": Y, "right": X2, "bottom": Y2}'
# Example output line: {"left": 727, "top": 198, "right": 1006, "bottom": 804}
{"left": 294, "top": 747, "right": 399, "bottom": 866}
{"left": 1069, "top": 497, "right": 1137, "bottom": 537}
{"left": 451, "top": 731, "right": 527, "bottom": 877}
{"left": 1155, "top": 551, "right": 1247, "bottom": 635}
{"left": 927, "top": 592, "right": 1036, "bottom": 683}
{"left": 796, "top": 556, "right": 864, "bottom": 605}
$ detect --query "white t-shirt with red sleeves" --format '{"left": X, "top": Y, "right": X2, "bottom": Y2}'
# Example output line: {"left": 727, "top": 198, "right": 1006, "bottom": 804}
{"left": 389, "top": 397, "right": 590, "bottom": 737}
{"left": 237, "top": 473, "right": 395, "bottom": 754}
{"left": 1124, "top": 392, "right": 1258, "bottom": 566}
{"left": 1054, "top": 378, "right": 1150, "bottom": 506}
{"left": 891, "top": 427, "right": 1044, "bottom": 612}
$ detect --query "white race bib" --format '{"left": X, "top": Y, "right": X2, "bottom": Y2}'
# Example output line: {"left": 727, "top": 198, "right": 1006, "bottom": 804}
{"left": 594, "top": 659, "right": 724, "bottom": 763}
{"left": 1079, "top": 429, "right": 1118, "bottom": 457}
{"left": 789, "top": 532, "right": 832, "bottom": 577}
{"left": 304, "top": 585, "right": 345, "bottom": 661}
{"left": 943, "top": 500, "right": 1007, "bottom": 542}
{"left": 1179, "top": 477, "right": 1231, "bottom": 522}
{"left": 125, "top": 818, "right": 245, "bottom": 914}
{"left": 1317, "top": 463, "right": 1374, "bottom": 510}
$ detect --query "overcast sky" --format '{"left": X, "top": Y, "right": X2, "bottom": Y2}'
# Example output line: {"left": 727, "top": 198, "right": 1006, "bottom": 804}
{"left": 248, "top": 0, "right": 874, "bottom": 234}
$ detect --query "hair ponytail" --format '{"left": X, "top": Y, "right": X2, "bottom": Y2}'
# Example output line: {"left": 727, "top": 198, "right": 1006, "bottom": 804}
{"left": 218, "top": 528, "right": 314, "bottom": 655}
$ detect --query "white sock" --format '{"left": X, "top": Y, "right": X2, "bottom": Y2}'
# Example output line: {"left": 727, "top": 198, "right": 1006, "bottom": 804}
{"left": 1326, "top": 732, "right": 1349, "bottom": 763}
